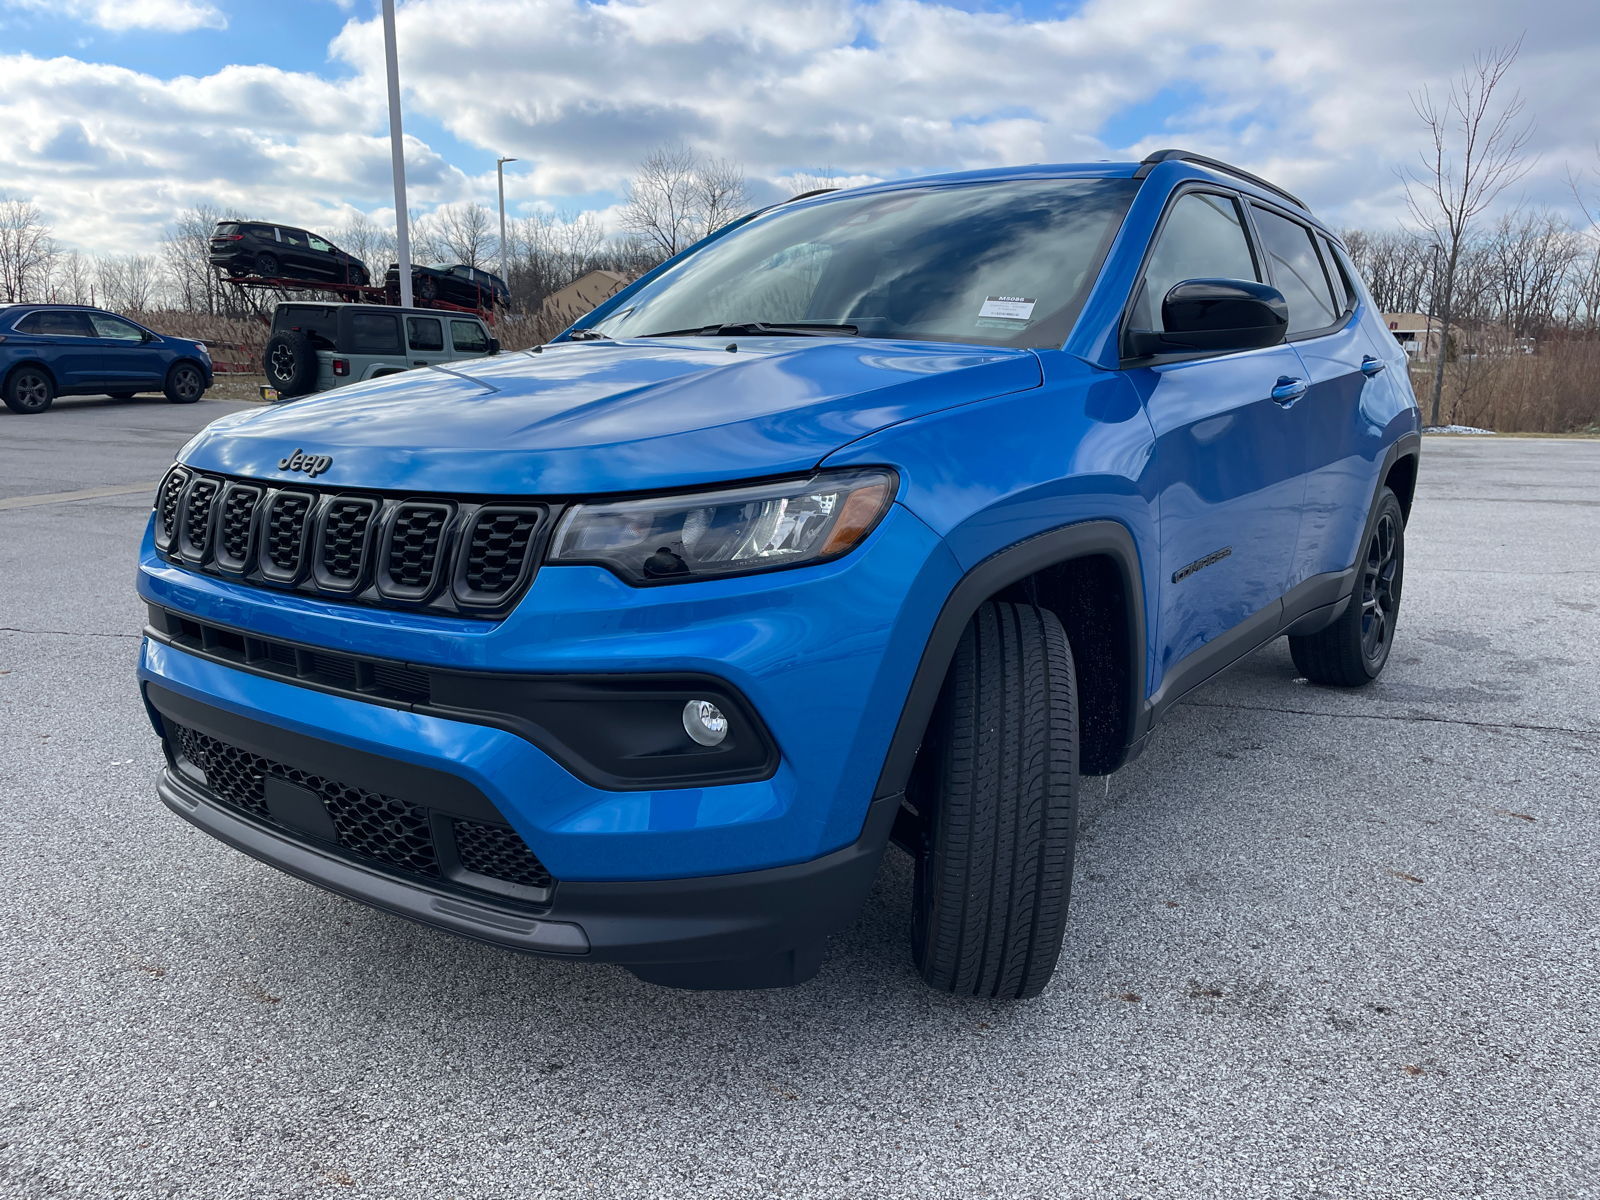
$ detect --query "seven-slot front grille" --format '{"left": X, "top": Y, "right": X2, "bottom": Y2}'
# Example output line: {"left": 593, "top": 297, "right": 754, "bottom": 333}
{"left": 153, "top": 467, "right": 545, "bottom": 617}
{"left": 168, "top": 721, "right": 554, "bottom": 895}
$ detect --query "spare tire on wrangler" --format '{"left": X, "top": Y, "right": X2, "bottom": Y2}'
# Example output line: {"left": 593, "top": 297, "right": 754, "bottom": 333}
{"left": 263, "top": 331, "right": 319, "bottom": 398}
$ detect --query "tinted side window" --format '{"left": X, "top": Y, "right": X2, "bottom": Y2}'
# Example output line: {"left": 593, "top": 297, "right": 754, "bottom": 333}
{"left": 1132, "top": 192, "right": 1258, "bottom": 332}
{"left": 349, "top": 312, "right": 401, "bottom": 354}
{"left": 1316, "top": 234, "right": 1353, "bottom": 312}
{"left": 87, "top": 313, "right": 145, "bottom": 341}
{"left": 250, "top": 225, "right": 275, "bottom": 239}
{"left": 17, "top": 310, "right": 92, "bottom": 336}
{"left": 309, "top": 235, "right": 332, "bottom": 253}
{"left": 1251, "top": 206, "right": 1339, "bottom": 336}
{"left": 280, "top": 229, "right": 308, "bottom": 248}
{"left": 406, "top": 317, "right": 444, "bottom": 352}
{"left": 450, "top": 320, "right": 488, "bottom": 353}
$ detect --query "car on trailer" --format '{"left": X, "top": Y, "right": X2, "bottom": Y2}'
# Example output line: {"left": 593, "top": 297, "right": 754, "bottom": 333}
{"left": 385, "top": 262, "right": 509, "bottom": 311}
{"left": 139, "top": 150, "right": 1420, "bottom": 997}
{"left": 259, "top": 301, "right": 499, "bottom": 400}
{"left": 209, "top": 221, "right": 371, "bottom": 288}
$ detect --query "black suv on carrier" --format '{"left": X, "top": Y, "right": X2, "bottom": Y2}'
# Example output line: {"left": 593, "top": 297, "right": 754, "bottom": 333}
{"left": 209, "top": 222, "right": 371, "bottom": 287}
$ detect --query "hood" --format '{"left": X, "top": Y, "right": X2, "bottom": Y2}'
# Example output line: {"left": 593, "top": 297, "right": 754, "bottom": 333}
{"left": 182, "top": 337, "right": 1041, "bottom": 495}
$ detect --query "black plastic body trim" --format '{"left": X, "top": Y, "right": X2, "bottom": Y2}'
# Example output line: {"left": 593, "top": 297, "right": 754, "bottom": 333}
{"left": 872, "top": 520, "right": 1146, "bottom": 799}
{"left": 158, "top": 764, "right": 899, "bottom": 973}
{"left": 143, "top": 609, "right": 781, "bottom": 790}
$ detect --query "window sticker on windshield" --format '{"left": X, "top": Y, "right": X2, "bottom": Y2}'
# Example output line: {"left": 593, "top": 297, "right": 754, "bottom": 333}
{"left": 979, "top": 295, "right": 1036, "bottom": 322}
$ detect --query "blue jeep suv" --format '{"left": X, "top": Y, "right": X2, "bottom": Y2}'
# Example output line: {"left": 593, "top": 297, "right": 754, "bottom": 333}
{"left": 2, "top": 305, "right": 213, "bottom": 414}
{"left": 137, "top": 150, "right": 1419, "bottom": 997}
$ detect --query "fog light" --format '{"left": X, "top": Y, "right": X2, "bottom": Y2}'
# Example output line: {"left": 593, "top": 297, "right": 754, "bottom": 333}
{"left": 682, "top": 700, "right": 728, "bottom": 747}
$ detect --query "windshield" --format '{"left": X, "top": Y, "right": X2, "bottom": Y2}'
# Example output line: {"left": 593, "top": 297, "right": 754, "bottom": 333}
{"left": 593, "top": 178, "right": 1140, "bottom": 349}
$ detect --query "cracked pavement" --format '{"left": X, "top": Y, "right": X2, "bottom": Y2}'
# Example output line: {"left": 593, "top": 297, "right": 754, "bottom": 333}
{"left": 1, "top": 396, "right": 1596, "bottom": 1198}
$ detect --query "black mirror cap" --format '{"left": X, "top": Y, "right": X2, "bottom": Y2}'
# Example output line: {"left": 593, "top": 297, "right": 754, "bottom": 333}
{"left": 1158, "top": 278, "right": 1288, "bottom": 352}
{"left": 488, "top": 337, "right": 501, "bottom": 355}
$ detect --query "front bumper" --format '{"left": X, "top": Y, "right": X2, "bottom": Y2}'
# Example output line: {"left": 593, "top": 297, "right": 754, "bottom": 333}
{"left": 152, "top": 694, "right": 897, "bottom": 988}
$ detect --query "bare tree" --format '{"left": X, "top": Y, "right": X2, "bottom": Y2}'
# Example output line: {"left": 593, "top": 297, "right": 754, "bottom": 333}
{"left": 1490, "top": 208, "right": 1582, "bottom": 338}
{"left": 324, "top": 210, "right": 395, "bottom": 278}
{"left": 1405, "top": 40, "right": 1536, "bottom": 426}
{"left": 1342, "top": 227, "right": 1434, "bottom": 314}
{"left": 622, "top": 142, "right": 750, "bottom": 259}
{"left": 160, "top": 203, "right": 247, "bottom": 315}
{"left": 432, "top": 202, "right": 498, "bottom": 269}
{"left": 0, "top": 197, "right": 57, "bottom": 303}
{"left": 96, "top": 254, "right": 163, "bottom": 311}
{"left": 51, "top": 250, "right": 93, "bottom": 305}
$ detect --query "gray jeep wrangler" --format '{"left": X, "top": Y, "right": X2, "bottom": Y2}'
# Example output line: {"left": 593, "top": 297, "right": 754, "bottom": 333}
{"left": 261, "top": 302, "right": 499, "bottom": 401}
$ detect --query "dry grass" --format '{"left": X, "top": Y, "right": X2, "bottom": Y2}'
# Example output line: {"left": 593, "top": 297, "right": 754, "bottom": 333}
{"left": 1410, "top": 340, "right": 1600, "bottom": 434}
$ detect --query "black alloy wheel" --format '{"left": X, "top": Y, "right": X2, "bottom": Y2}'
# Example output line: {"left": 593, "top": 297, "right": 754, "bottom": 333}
{"left": 1289, "top": 487, "right": 1406, "bottom": 686}
{"left": 262, "top": 330, "right": 319, "bottom": 397}
{"left": 256, "top": 251, "right": 281, "bottom": 278}
{"left": 417, "top": 274, "right": 438, "bottom": 301}
{"left": 350, "top": 265, "right": 369, "bottom": 287}
{"left": 4, "top": 367, "right": 55, "bottom": 414}
{"left": 165, "top": 363, "right": 205, "bottom": 404}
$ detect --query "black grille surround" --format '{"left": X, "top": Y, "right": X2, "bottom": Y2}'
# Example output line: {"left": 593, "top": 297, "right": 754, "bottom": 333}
{"left": 167, "top": 720, "right": 555, "bottom": 904}
{"left": 151, "top": 466, "right": 549, "bottom": 618}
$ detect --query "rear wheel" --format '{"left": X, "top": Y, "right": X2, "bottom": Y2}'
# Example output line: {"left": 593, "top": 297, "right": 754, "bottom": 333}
{"left": 4, "top": 367, "right": 54, "bottom": 414}
{"left": 1289, "top": 488, "right": 1405, "bottom": 686}
{"left": 255, "top": 251, "right": 281, "bottom": 278}
{"left": 909, "top": 601, "right": 1079, "bottom": 1000}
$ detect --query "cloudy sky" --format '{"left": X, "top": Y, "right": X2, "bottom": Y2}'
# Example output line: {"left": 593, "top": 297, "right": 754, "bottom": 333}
{"left": 2, "top": 0, "right": 1597, "bottom": 255}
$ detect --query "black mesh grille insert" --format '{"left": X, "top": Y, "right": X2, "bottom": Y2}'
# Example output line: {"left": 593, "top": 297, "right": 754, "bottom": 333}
{"left": 321, "top": 498, "right": 377, "bottom": 581}
{"left": 169, "top": 721, "right": 438, "bottom": 877}
{"left": 388, "top": 504, "right": 448, "bottom": 591}
{"left": 454, "top": 819, "right": 554, "bottom": 889}
{"left": 464, "top": 510, "right": 539, "bottom": 595}
{"left": 157, "top": 469, "right": 189, "bottom": 542}
{"left": 264, "top": 493, "right": 312, "bottom": 571}
{"left": 182, "top": 477, "right": 220, "bottom": 556}
{"left": 218, "top": 485, "right": 261, "bottom": 565}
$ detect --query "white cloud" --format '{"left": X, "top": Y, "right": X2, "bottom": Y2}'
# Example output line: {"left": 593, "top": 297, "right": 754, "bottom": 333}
{"left": 2, "top": 0, "right": 1598, "bottom": 256}
{"left": 5, "top": 0, "right": 226, "bottom": 32}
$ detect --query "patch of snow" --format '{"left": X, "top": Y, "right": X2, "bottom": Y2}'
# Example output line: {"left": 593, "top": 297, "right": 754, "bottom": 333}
{"left": 1421, "top": 425, "right": 1496, "bottom": 435}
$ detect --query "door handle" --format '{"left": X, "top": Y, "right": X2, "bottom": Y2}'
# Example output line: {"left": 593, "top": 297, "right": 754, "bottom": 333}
{"left": 1361, "top": 355, "right": 1386, "bottom": 377}
{"left": 1271, "top": 376, "right": 1308, "bottom": 406}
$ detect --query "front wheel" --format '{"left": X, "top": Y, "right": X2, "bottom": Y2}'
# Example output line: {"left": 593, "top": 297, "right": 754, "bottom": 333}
{"left": 164, "top": 363, "right": 206, "bottom": 404}
{"left": 909, "top": 601, "right": 1079, "bottom": 1000}
{"left": 1289, "top": 487, "right": 1405, "bottom": 686}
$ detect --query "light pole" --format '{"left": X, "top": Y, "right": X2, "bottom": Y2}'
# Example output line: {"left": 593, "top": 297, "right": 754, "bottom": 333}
{"left": 497, "top": 156, "right": 516, "bottom": 306}
{"left": 382, "top": 0, "right": 412, "bottom": 309}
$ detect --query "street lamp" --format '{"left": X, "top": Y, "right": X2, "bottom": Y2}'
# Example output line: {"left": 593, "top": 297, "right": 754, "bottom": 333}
{"left": 382, "top": 0, "right": 412, "bottom": 309}
{"left": 497, "top": 156, "right": 517, "bottom": 307}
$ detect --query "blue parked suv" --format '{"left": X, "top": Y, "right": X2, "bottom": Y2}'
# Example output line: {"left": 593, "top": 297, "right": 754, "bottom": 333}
{"left": 137, "top": 150, "right": 1419, "bottom": 997}
{"left": 1, "top": 305, "right": 212, "bottom": 414}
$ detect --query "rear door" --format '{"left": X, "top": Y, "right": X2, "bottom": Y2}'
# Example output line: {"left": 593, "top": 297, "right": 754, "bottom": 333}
{"left": 342, "top": 309, "right": 405, "bottom": 378}
{"left": 1248, "top": 205, "right": 1381, "bottom": 590}
{"left": 12, "top": 309, "right": 103, "bottom": 391}
{"left": 405, "top": 315, "right": 445, "bottom": 368}
{"left": 86, "top": 311, "right": 166, "bottom": 391}
{"left": 1127, "top": 190, "right": 1309, "bottom": 693}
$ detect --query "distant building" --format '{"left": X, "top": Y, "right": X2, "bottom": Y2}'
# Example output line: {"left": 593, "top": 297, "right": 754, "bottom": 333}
{"left": 1381, "top": 313, "right": 1462, "bottom": 361}
{"left": 541, "top": 270, "right": 631, "bottom": 323}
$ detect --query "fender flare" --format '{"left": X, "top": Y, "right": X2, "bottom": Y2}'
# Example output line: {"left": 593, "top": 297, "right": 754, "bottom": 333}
{"left": 871, "top": 519, "right": 1147, "bottom": 800}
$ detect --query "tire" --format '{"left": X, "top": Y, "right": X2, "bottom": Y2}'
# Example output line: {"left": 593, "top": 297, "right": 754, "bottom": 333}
{"left": 256, "top": 251, "right": 281, "bottom": 278}
{"left": 262, "top": 331, "right": 319, "bottom": 398}
{"left": 164, "top": 362, "right": 206, "bottom": 405}
{"left": 909, "top": 600, "right": 1079, "bottom": 1000}
{"left": 4, "top": 366, "right": 54, "bottom": 414}
{"left": 1289, "top": 487, "right": 1405, "bottom": 686}
{"left": 350, "top": 265, "right": 369, "bottom": 287}
{"left": 417, "top": 273, "right": 438, "bottom": 301}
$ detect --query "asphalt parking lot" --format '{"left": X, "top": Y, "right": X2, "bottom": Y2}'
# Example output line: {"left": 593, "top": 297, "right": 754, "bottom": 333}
{"left": 1, "top": 395, "right": 1596, "bottom": 1199}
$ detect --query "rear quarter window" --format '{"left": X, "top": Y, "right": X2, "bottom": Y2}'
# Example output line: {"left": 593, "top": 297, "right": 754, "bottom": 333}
{"left": 348, "top": 312, "right": 402, "bottom": 354}
{"left": 215, "top": 223, "right": 240, "bottom": 236}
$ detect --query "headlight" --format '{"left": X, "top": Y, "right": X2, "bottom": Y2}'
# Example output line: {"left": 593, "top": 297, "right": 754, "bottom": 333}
{"left": 549, "top": 468, "right": 897, "bottom": 585}
{"left": 196, "top": 343, "right": 210, "bottom": 357}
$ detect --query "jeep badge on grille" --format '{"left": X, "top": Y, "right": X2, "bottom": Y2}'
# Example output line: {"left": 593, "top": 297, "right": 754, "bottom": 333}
{"left": 278, "top": 449, "right": 332, "bottom": 477}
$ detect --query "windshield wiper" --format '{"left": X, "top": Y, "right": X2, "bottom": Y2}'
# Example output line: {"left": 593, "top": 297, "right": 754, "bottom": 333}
{"left": 642, "top": 321, "right": 859, "bottom": 338}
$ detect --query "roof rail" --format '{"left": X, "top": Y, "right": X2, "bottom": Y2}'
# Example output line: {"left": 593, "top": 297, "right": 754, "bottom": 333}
{"left": 1133, "top": 149, "right": 1308, "bottom": 211}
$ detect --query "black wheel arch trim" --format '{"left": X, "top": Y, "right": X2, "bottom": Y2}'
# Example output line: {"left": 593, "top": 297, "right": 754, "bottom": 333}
{"left": 872, "top": 519, "right": 1147, "bottom": 800}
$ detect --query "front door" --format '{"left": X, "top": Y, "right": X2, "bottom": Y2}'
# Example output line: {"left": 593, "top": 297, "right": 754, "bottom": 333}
{"left": 87, "top": 311, "right": 166, "bottom": 392}
{"left": 1124, "top": 190, "right": 1309, "bottom": 695}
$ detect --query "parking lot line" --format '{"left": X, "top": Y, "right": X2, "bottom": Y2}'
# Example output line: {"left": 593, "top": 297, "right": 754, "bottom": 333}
{"left": 0, "top": 481, "right": 158, "bottom": 511}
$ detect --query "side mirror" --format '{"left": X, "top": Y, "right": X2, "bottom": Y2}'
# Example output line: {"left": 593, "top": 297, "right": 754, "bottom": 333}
{"left": 1125, "top": 278, "right": 1288, "bottom": 358}
{"left": 488, "top": 337, "right": 501, "bottom": 355}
